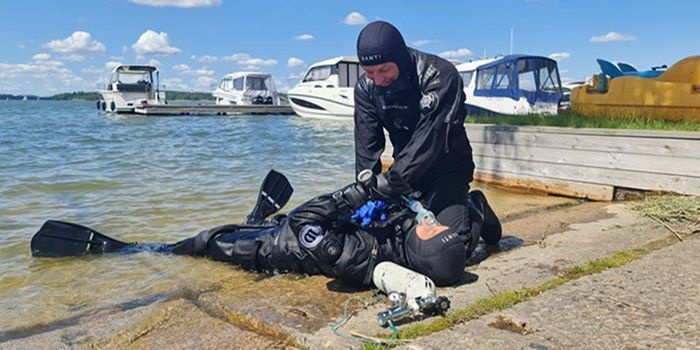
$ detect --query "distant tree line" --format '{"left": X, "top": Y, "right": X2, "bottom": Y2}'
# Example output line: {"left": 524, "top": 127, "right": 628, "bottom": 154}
{"left": 1, "top": 91, "right": 217, "bottom": 101}
{"left": 2, "top": 91, "right": 289, "bottom": 102}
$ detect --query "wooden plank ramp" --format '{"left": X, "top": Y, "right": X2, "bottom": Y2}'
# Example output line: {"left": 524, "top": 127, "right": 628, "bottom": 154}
{"left": 382, "top": 124, "right": 700, "bottom": 200}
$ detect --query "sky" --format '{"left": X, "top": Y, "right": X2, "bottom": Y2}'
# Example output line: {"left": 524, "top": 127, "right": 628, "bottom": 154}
{"left": 1, "top": 0, "right": 698, "bottom": 96}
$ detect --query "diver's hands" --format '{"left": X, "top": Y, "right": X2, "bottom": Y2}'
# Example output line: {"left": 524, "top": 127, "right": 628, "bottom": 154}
{"left": 372, "top": 171, "right": 412, "bottom": 200}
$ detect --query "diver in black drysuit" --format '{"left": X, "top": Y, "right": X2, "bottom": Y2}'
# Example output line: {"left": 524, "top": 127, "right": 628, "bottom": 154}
{"left": 160, "top": 174, "right": 501, "bottom": 287}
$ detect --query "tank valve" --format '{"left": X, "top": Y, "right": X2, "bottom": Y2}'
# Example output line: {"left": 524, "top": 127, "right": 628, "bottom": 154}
{"left": 372, "top": 261, "right": 451, "bottom": 327}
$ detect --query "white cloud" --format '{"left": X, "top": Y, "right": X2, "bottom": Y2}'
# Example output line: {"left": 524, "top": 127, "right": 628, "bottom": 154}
{"left": 438, "top": 48, "right": 473, "bottom": 59}
{"left": 239, "top": 58, "right": 277, "bottom": 66}
{"left": 173, "top": 64, "right": 191, "bottom": 73}
{"left": 62, "top": 54, "right": 87, "bottom": 62}
{"left": 0, "top": 59, "right": 90, "bottom": 95}
{"left": 172, "top": 64, "right": 214, "bottom": 77}
{"left": 105, "top": 61, "right": 123, "bottom": 71}
{"left": 343, "top": 12, "right": 368, "bottom": 26}
{"left": 221, "top": 53, "right": 250, "bottom": 62}
{"left": 412, "top": 39, "right": 438, "bottom": 47}
{"left": 194, "top": 55, "right": 218, "bottom": 63}
{"left": 589, "top": 31, "right": 637, "bottom": 43}
{"left": 194, "top": 76, "right": 216, "bottom": 89}
{"left": 148, "top": 59, "right": 161, "bottom": 67}
{"left": 81, "top": 66, "right": 104, "bottom": 74}
{"left": 287, "top": 57, "right": 305, "bottom": 68}
{"left": 193, "top": 68, "right": 214, "bottom": 76}
{"left": 293, "top": 34, "right": 315, "bottom": 41}
{"left": 548, "top": 52, "right": 571, "bottom": 61}
{"left": 132, "top": 30, "right": 181, "bottom": 55}
{"left": 162, "top": 77, "right": 188, "bottom": 90}
{"left": 221, "top": 53, "right": 277, "bottom": 67}
{"left": 128, "top": 0, "right": 221, "bottom": 7}
{"left": 18, "top": 43, "right": 26, "bottom": 50}
{"left": 288, "top": 72, "right": 303, "bottom": 80}
{"left": 32, "top": 53, "right": 51, "bottom": 61}
{"left": 44, "top": 31, "right": 106, "bottom": 57}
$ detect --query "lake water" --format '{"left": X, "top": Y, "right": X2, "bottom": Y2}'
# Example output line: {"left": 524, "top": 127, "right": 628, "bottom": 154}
{"left": 0, "top": 100, "right": 357, "bottom": 337}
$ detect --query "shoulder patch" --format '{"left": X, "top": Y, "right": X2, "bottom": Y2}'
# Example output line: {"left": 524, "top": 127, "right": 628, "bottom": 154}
{"left": 299, "top": 225, "right": 324, "bottom": 249}
{"left": 420, "top": 92, "right": 438, "bottom": 113}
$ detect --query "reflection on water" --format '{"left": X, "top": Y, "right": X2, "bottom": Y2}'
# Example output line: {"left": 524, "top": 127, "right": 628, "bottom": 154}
{"left": 0, "top": 101, "right": 355, "bottom": 331}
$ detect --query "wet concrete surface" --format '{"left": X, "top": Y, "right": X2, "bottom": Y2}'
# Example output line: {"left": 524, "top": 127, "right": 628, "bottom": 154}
{"left": 1, "top": 188, "right": 642, "bottom": 349}
{"left": 402, "top": 236, "right": 700, "bottom": 350}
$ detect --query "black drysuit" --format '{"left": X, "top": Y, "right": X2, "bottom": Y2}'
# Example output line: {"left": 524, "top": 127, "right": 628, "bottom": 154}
{"left": 354, "top": 47, "right": 480, "bottom": 256}
{"left": 165, "top": 186, "right": 491, "bottom": 287}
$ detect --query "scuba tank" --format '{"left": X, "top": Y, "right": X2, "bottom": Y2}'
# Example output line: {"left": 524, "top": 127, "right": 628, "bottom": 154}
{"left": 372, "top": 261, "right": 451, "bottom": 327}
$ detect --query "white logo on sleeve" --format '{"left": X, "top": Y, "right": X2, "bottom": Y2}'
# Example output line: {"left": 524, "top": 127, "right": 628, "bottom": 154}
{"left": 299, "top": 225, "right": 324, "bottom": 249}
{"left": 420, "top": 92, "right": 438, "bottom": 113}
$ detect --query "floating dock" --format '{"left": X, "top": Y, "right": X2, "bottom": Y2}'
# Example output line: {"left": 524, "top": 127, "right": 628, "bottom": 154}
{"left": 132, "top": 104, "right": 295, "bottom": 116}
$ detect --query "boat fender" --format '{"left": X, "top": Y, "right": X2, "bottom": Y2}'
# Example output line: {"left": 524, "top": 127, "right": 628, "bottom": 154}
{"left": 96, "top": 101, "right": 100, "bottom": 109}
{"left": 101, "top": 101, "right": 106, "bottom": 111}
{"left": 110, "top": 101, "right": 116, "bottom": 112}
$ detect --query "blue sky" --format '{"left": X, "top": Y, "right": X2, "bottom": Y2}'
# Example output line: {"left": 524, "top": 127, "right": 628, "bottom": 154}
{"left": 1, "top": 0, "right": 698, "bottom": 96}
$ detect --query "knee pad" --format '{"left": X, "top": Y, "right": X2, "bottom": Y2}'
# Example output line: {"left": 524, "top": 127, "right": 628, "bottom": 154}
{"left": 405, "top": 227, "right": 466, "bottom": 286}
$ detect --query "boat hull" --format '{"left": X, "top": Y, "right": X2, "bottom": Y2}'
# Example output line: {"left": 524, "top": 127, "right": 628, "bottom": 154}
{"left": 286, "top": 89, "right": 354, "bottom": 120}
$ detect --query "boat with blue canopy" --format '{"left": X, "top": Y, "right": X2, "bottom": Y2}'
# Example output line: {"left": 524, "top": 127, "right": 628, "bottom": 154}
{"left": 456, "top": 55, "right": 563, "bottom": 115}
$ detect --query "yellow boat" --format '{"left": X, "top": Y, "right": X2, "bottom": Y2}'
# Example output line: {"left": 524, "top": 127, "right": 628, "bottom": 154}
{"left": 571, "top": 56, "right": 700, "bottom": 121}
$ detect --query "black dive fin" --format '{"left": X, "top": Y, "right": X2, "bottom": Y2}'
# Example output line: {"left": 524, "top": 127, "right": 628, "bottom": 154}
{"left": 31, "top": 220, "right": 134, "bottom": 257}
{"left": 245, "top": 169, "right": 293, "bottom": 224}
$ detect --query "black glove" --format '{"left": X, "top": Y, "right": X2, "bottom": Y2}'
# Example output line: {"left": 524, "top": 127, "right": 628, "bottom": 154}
{"left": 372, "top": 171, "right": 412, "bottom": 200}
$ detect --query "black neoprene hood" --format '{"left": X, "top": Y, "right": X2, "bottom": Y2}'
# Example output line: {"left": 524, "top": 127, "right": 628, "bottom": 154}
{"left": 356, "top": 21, "right": 411, "bottom": 67}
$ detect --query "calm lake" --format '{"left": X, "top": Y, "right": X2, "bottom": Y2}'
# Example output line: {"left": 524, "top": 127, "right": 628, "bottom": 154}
{"left": 0, "top": 100, "right": 357, "bottom": 336}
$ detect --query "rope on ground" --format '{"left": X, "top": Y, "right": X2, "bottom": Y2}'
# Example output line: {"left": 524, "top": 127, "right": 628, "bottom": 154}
{"left": 331, "top": 290, "right": 408, "bottom": 346}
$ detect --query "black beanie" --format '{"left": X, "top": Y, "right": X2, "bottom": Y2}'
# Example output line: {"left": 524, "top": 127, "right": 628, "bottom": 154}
{"left": 356, "top": 21, "right": 410, "bottom": 67}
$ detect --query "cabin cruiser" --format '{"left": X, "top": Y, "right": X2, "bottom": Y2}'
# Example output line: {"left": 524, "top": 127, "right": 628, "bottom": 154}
{"left": 286, "top": 56, "right": 363, "bottom": 119}
{"left": 212, "top": 72, "right": 281, "bottom": 106}
{"left": 456, "top": 55, "right": 563, "bottom": 115}
{"left": 98, "top": 65, "right": 165, "bottom": 113}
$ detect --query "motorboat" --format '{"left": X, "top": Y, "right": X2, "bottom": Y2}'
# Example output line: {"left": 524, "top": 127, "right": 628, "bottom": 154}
{"left": 286, "top": 56, "right": 363, "bottom": 119}
{"left": 456, "top": 55, "right": 564, "bottom": 115}
{"left": 98, "top": 65, "right": 165, "bottom": 113}
{"left": 571, "top": 55, "right": 700, "bottom": 121}
{"left": 212, "top": 72, "right": 281, "bottom": 106}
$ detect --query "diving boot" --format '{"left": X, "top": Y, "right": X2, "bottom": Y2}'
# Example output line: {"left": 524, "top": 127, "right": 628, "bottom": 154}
{"left": 468, "top": 190, "right": 502, "bottom": 246}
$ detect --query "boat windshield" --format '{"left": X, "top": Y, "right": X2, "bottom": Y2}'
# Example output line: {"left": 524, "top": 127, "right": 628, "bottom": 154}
{"left": 116, "top": 71, "right": 152, "bottom": 84}
{"left": 303, "top": 65, "right": 333, "bottom": 82}
{"left": 246, "top": 76, "right": 271, "bottom": 91}
{"left": 517, "top": 58, "right": 561, "bottom": 93}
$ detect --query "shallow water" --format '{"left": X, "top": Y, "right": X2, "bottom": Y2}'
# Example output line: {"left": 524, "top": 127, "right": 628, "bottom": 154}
{"left": 0, "top": 100, "right": 356, "bottom": 333}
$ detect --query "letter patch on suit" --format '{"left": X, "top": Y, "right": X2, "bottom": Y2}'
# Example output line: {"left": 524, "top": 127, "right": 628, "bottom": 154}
{"left": 299, "top": 225, "right": 324, "bottom": 249}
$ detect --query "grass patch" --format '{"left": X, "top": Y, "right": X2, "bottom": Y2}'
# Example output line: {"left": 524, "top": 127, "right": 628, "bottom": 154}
{"left": 466, "top": 110, "right": 700, "bottom": 132}
{"left": 363, "top": 249, "right": 649, "bottom": 350}
{"left": 632, "top": 194, "right": 700, "bottom": 234}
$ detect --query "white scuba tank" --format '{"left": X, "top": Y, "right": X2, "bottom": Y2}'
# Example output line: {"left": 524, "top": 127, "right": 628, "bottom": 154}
{"left": 372, "top": 261, "right": 436, "bottom": 310}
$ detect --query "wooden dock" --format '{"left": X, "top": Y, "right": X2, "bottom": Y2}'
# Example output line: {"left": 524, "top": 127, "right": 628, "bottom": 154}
{"left": 383, "top": 124, "right": 700, "bottom": 200}
{"left": 132, "top": 104, "right": 295, "bottom": 116}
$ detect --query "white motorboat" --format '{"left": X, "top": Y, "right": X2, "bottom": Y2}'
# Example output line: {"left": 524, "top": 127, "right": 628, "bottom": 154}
{"left": 456, "top": 55, "right": 563, "bottom": 115}
{"left": 287, "top": 56, "right": 364, "bottom": 120}
{"left": 98, "top": 65, "right": 165, "bottom": 113}
{"left": 212, "top": 72, "right": 281, "bottom": 106}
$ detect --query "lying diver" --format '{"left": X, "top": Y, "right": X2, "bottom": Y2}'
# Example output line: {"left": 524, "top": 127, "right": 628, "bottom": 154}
{"left": 31, "top": 169, "right": 502, "bottom": 287}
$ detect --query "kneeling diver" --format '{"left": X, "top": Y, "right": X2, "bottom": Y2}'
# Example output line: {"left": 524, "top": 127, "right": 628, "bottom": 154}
{"left": 31, "top": 170, "right": 501, "bottom": 287}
